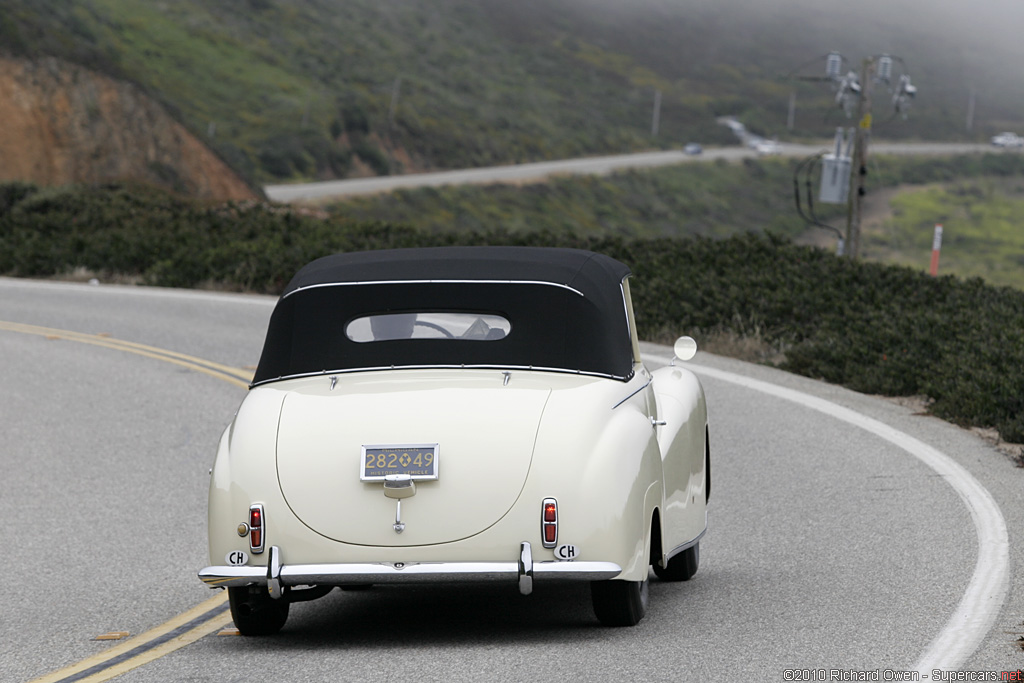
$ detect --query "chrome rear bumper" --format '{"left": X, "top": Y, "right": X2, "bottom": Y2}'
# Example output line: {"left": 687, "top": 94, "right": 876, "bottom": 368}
{"left": 199, "top": 543, "right": 621, "bottom": 597}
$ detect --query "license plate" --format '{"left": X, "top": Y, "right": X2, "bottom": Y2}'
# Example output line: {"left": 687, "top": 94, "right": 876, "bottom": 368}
{"left": 360, "top": 444, "right": 439, "bottom": 481}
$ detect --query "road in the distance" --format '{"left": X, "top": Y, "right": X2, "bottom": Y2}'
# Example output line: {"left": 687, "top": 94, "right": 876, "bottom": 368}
{"left": 1, "top": 279, "right": 1021, "bottom": 682}
{"left": 264, "top": 142, "right": 998, "bottom": 203}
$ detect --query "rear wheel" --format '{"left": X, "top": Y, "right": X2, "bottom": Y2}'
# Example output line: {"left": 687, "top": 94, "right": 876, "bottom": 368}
{"left": 653, "top": 542, "right": 699, "bottom": 582}
{"left": 591, "top": 577, "right": 649, "bottom": 626}
{"left": 228, "top": 586, "right": 289, "bottom": 636}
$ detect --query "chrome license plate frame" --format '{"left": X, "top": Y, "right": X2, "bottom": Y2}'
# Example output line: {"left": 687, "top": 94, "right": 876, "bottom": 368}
{"left": 360, "top": 444, "right": 439, "bottom": 482}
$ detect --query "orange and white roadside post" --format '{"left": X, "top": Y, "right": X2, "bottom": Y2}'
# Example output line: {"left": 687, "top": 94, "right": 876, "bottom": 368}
{"left": 929, "top": 224, "right": 943, "bottom": 276}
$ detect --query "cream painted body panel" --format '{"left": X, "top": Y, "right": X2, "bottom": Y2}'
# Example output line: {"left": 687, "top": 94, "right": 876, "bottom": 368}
{"left": 208, "top": 363, "right": 706, "bottom": 583}
{"left": 652, "top": 365, "right": 709, "bottom": 554}
{"left": 276, "top": 371, "right": 551, "bottom": 546}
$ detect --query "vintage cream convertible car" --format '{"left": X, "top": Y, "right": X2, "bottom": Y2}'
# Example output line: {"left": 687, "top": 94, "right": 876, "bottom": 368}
{"left": 199, "top": 246, "right": 710, "bottom": 634}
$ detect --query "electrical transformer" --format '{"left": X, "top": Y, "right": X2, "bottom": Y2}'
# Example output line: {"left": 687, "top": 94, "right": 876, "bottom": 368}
{"left": 819, "top": 127, "right": 853, "bottom": 204}
{"left": 819, "top": 154, "right": 851, "bottom": 204}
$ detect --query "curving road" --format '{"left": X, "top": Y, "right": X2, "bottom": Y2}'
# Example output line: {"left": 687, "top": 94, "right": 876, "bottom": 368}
{"left": 264, "top": 142, "right": 1001, "bottom": 203}
{"left": 1, "top": 278, "right": 1021, "bottom": 682}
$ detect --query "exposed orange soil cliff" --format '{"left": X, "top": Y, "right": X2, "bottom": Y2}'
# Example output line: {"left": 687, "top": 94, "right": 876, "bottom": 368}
{"left": 0, "top": 56, "right": 258, "bottom": 200}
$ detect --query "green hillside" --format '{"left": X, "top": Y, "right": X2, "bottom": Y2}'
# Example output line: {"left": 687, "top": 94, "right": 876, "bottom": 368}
{"left": 3, "top": 0, "right": 1023, "bottom": 183}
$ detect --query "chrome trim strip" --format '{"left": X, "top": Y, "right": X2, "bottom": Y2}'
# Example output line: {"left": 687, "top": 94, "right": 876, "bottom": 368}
{"left": 530, "top": 561, "right": 620, "bottom": 577}
{"left": 198, "top": 559, "right": 621, "bottom": 589}
{"left": 283, "top": 280, "right": 585, "bottom": 300}
{"left": 251, "top": 364, "right": 632, "bottom": 389}
{"left": 519, "top": 542, "right": 534, "bottom": 595}
{"left": 612, "top": 376, "right": 652, "bottom": 410}
{"left": 267, "top": 545, "right": 283, "bottom": 599}
{"left": 620, "top": 281, "right": 632, "bottom": 349}
{"left": 199, "top": 565, "right": 266, "bottom": 587}
{"left": 665, "top": 526, "right": 707, "bottom": 563}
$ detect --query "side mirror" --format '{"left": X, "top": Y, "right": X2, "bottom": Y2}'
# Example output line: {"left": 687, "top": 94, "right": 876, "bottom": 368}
{"left": 672, "top": 336, "right": 698, "bottom": 363}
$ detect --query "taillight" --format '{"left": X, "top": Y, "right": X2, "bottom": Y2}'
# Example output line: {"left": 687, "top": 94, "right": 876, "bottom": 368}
{"left": 541, "top": 498, "right": 557, "bottom": 548}
{"left": 249, "top": 504, "right": 265, "bottom": 554}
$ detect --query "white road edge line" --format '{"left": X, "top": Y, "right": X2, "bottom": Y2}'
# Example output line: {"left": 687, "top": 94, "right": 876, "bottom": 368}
{"left": 660, "top": 357, "right": 1009, "bottom": 673}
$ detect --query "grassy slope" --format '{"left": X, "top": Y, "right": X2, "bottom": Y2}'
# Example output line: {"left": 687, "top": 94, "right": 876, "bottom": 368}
{"left": 3, "top": 0, "right": 1024, "bottom": 182}
{"left": 864, "top": 179, "right": 1024, "bottom": 290}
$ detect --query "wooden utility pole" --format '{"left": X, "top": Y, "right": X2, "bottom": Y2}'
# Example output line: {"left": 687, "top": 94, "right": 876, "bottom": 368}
{"left": 651, "top": 89, "right": 662, "bottom": 137}
{"left": 845, "top": 57, "right": 876, "bottom": 259}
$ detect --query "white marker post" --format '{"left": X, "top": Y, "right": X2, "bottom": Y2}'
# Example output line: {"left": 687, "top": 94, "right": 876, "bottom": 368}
{"left": 929, "top": 224, "right": 943, "bottom": 276}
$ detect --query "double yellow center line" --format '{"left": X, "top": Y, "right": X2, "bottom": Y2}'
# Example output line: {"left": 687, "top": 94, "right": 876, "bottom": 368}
{"left": 1, "top": 320, "right": 250, "bottom": 682}
{"left": 29, "top": 595, "right": 233, "bottom": 683}
{"left": 0, "top": 321, "right": 253, "bottom": 390}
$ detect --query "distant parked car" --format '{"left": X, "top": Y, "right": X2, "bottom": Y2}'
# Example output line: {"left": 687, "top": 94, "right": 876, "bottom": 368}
{"left": 199, "top": 246, "right": 711, "bottom": 635}
{"left": 991, "top": 132, "right": 1024, "bottom": 148}
{"left": 684, "top": 143, "right": 703, "bottom": 155}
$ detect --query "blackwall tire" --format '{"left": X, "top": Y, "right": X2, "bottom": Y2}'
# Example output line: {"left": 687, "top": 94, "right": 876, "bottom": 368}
{"left": 228, "top": 586, "right": 290, "bottom": 636}
{"left": 590, "top": 577, "right": 649, "bottom": 626}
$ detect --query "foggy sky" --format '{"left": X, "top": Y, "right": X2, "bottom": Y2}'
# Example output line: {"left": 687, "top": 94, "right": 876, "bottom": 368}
{"left": 565, "top": 0, "right": 1024, "bottom": 97}
{"left": 672, "top": 0, "right": 1024, "bottom": 57}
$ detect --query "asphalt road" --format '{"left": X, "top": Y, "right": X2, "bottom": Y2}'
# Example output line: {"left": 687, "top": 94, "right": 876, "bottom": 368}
{"left": 264, "top": 142, "right": 1000, "bottom": 203}
{"left": 1, "top": 278, "right": 1021, "bottom": 682}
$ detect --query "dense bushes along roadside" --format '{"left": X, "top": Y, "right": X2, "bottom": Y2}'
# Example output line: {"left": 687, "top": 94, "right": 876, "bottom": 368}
{"left": 2, "top": 181, "right": 1022, "bottom": 444}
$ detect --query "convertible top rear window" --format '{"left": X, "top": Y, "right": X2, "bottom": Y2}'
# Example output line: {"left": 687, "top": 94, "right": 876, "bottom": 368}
{"left": 252, "top": 247, "right": 635, "bottom": 385}
{"left": 346, "top": 312, "right": 511, "bottom": 343}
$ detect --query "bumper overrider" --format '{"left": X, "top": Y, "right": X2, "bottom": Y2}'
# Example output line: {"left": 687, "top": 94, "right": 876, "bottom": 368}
{"left": 199, "top": 542, "right": 621, "bottom": 598}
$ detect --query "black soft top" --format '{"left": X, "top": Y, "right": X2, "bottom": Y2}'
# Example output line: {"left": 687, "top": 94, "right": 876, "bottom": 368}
{"left": 252, "top": 246, "right": 635, "bottom": 386}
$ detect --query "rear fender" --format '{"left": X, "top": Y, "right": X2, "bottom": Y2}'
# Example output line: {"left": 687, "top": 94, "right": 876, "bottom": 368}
{"left": 531, "top": 385, "right": 662, "bottom": 582}
{"left": 208, "top": 388, "right": 287, "bottom": 565}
